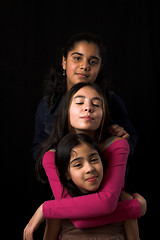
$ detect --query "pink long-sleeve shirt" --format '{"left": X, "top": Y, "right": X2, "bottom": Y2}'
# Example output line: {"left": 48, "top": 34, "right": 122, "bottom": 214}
{"left": 42, "top": 138, "right": 141, "bottom": 228}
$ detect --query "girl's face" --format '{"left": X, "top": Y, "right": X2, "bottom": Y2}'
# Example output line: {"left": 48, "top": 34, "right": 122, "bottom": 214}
{"left": 67, "top": 142, "right": 103, "bottom": 194}
{"left": 69, "top": 86, "right": 103, "bottom": 138}
{"left": 63, "top": 41, "right": 102, "bottom": 90}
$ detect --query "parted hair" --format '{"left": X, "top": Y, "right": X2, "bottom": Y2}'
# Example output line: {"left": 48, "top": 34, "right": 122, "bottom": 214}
{"left": 36, "top": 82, "right": 110, "bottom": 182}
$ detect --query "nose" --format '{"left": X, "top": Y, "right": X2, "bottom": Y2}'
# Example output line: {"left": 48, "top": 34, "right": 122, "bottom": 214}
{"left": 84, "top": 101, "right": 93, "bottom": 113}
{"left": 80, "top": 59, "right": 90, "bottom": 71}
{"left": 85, "top": 162, "right": 95, "bottom": 174}
{"left": 84, "top": 104, "right": 93, "bottom": 113}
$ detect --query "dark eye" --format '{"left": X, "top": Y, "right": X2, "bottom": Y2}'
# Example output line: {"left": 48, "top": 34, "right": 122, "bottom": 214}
{"left": 90, "top": 158, "right": 99, "bottom": 163}
{"left": 74, "top": 163, "right": 82, "bottom": 168}
{"left": 74, "top": 56, "right": 82, "bottom": 61}
{"left": 89, "top": 59, "right": 99, "bottom": 65}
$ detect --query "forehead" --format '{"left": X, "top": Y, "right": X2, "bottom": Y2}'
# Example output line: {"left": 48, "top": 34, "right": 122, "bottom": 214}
{"left": 73, "top": 86, "right": 102, "bottom": 99}
{"left": 70, "top": 41, "right": 101, "bottom": 59}
{"left": 70, "top": 142, "right": 97, "bottom": 159}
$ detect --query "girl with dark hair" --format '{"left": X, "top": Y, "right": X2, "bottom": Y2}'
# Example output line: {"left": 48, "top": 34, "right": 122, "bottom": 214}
{"left": 42, "top": 133, "right": 139, "bottom": 240}
{"left": 32, "top": 32, "right": 138, "bottom": 161}
{"left": 24, "top": 83, "right": 146, "bottom": 240}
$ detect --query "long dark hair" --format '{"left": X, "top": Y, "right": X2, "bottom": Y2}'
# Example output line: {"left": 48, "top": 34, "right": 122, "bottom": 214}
{"left": 36, "top": 82, "right": 110, "bottom": 182}
{"left": 55, "top": 133, "right": 106, "bottom": 197}
{"left": 43, "top": 32, "right": 110, "bottom": 109}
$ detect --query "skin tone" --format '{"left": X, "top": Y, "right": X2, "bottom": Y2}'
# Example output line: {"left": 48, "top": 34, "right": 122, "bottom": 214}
{"left": 62, "top": 40, "right": 129, "bottom": 140}
{"left": 62, "top": 41, "right": 102, "bottom": 90}
{"left": 23, "top": 41, "right": 146, "bottom": 240}
{"left": 67, "top": 142, "right": 103, "bottom": 194}
{"left": 69, "top": 86, "right": 103, "bottom": 139}
{"left": 43, "top": 143, "right": 104, "bottom": 240}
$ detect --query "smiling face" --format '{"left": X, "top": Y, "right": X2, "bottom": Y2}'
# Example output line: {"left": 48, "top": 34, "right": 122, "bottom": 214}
{"left": 69, "top": 86, "right": 103, "bottom": 138}
{"left": 67, "top": 142, "right": 103, "bottom": 194}
{"left": 62, "top": 41, "right": 102, "bottom": 90}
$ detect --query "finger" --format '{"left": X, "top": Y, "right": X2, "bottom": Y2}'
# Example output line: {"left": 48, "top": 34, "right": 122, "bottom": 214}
{"left": 107, "top": 124, "right": 119, "bottom": 135}
{"left": 122, "top": 133, "right": 130, "bottom": 140}
{"left": 114, "top": 128, "right": 125, "bottom": 136}
{"left": 108, "top": 126, "right": 120, "bottom": 136}
{"left": 114, "top": 128, "right": 129, "bottom": 139}
{"left": 23, "top": 227, "right": 34, "bottom": 240}
{"left": 23, "top": 226, "right": 27, "bottom": 240}
{"left": 110, "top": 124, "right": 119, "bottom": 129}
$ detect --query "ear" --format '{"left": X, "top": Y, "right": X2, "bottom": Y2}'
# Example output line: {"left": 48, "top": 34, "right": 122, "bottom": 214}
{"left": 62, "top": 56, "right": 67, "bottom": 70}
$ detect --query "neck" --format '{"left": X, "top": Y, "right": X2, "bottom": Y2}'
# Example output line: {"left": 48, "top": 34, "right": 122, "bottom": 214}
{"left": 74, "top": 129, "right": 96, "bottom": 140}
{"left": 67, "top": 79, "right": 73, "bottom": 91}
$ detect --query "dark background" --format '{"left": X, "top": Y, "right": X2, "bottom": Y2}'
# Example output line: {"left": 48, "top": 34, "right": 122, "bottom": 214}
{"left": 1, "top": 1, "right": 157, "bottom": 239}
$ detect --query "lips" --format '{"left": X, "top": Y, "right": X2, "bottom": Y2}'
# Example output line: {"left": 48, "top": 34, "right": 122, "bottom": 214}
{"left": 86, "top": 176, "right": 98, "bottom": 182}
{"left": 75, "top": 73, "right": 89, "bottom": 78}
{"left": 81, "top": 115, "right": 94, "bottom": 120}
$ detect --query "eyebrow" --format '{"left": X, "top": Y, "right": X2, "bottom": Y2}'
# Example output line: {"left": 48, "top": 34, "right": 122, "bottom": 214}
{"left": 70, "top": 152, "right": 99, "bottom": 164}
{"left": 74, "top": 95, "right": 102, "bottom": 102}
{"left": 71, "top": 52, "right": 100, "bottom": 61}
{"left": 70, "top": 157, "right": 83, "bottom": 164}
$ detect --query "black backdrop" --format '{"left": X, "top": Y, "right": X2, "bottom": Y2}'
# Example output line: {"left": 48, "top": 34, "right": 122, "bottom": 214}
{"left": 1, "top": 1, "right": 157, "bottom": 239}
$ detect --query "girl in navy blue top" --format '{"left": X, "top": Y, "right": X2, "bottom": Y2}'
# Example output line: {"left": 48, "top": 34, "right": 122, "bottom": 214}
{"left": 32, "top": 32, "right": 138, "bottom": 161}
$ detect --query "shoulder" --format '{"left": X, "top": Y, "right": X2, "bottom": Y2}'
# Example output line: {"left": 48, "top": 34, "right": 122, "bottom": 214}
{"left": 42, "top": 149, "right": 56, "bottom": 167}
{"left": 37, "top": 97, "right": 49, "bottom": 109}
{"left": 101, "top": 137, "right": 129, "bottom": 152}
{"left": 36, "top": 97, "right": 50, "bottom": 116}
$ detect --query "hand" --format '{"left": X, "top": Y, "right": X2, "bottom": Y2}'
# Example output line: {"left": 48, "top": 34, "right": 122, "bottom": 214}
{"left": 108, "top": 124, "right": 129, "bottom": 140}
{"left": 23, "top": 204, "right": 44, "bottom": 240}
{"left": 120, "top": 191, "right": 133, "bottom": 201}
{"left": 132, "top": 193, "right": 147, "bottom": 216}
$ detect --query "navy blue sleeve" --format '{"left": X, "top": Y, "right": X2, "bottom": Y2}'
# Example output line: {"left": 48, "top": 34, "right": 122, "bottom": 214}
{"left": 108, "top": 92, "right": 138, "bottom": 157}
{"left": 31, "top": 98, "right": 49, "bottom": 160}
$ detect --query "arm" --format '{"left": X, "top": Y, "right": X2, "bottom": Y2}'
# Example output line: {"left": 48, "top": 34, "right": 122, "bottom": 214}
{"left": 71, "top": 199, "right": 141, "bottom": 229}
{"left": 69, "top": 192, "right": 146, "bottom": 229}
{"left": 43, "top": 219, "right": 61, "bottom": 240}
{"left": 42, "top": 139, "right": 141, "bottom": 222}
{"left": 120, "top": 191, "right": 139, "bottom": 240}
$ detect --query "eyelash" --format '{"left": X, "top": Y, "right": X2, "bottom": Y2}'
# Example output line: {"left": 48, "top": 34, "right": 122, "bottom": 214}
{"left": 76, "top": 102, "right": 100, "bottom": 107}
{"left": 74, "top": 163, "right": 82, "bottom": 168}
{"left": 73, "top": 56, "right": 82, "bottom": 61}
{"left": 73, "top": 56, "right": 98, "bottom": 65}
{"left": 90, "top": 158, "right": 99, "bottom": 163}
{"left": 73, "top": 159, "right": 99, "bottom": 168}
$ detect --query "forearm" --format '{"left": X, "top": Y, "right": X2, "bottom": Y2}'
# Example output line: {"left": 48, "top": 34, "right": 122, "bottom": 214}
{"left": 67, "top": 199, "right": 141, "bottom": 229}
{"left": 124, "top": 219, "right": 139, "bottom": 240}
{"left": 43, "top": 219, "right": 61, "bottom": 240}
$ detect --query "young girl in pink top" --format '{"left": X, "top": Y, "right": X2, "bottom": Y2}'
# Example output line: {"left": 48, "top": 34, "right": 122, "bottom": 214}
{"left": 43, "top": 132, "right": 140, "bottom": 240}
{"left": 23, "top": 83, "right": 146, "bottom": 240}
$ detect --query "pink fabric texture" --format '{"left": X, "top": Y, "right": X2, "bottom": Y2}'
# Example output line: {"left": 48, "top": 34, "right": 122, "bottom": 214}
{"left": 42, "top": 139, "right": 141, "bottom": 228}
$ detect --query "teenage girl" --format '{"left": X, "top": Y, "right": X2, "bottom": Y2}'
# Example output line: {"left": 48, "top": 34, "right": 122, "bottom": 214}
{"left": 24, "top": 83, "right": 146, "bottom": 240}
{"left": 32, "top": 32, "right": 138, "bottom": 161}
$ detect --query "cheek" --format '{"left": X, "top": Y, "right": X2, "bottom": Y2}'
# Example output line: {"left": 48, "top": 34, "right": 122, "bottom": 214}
{"left": 66, "top": 62, "right": 76, "bottom": 76}
{"left": 70, "top": 170, "right": 82, "bottom": 185}
{"left": 90, "top": 67, "right": 101, "bottom": 82}
{"left": 69, "top": 105, "right": 80, "bottom": 125}
{"left": 96, "top": 110, "right": 103, "bottom": 125}
{"left": 97, "top": 164, "right": 104, "bottom": 182}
